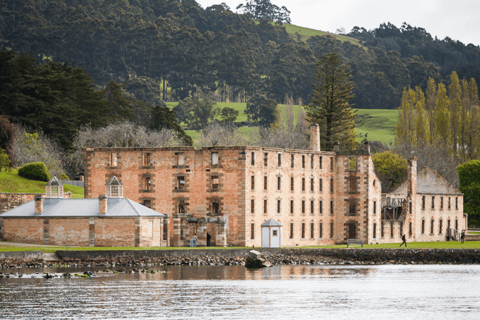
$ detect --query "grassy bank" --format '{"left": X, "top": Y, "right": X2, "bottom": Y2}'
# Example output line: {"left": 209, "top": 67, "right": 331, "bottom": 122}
{"left": 0, "top": 169, "right": 84, "bottom": 199}
{"left": 1, "top": 241, "right": 479, "bottom": 253}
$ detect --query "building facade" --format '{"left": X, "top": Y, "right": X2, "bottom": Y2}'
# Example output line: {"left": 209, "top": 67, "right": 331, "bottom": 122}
{"left": 82, "top": 125, "right": 467, "bottom": 247}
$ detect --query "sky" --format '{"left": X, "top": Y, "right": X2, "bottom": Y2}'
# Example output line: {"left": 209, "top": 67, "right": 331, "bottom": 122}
{"left": 195, "top": 0, "right": 480, "bottom": 46}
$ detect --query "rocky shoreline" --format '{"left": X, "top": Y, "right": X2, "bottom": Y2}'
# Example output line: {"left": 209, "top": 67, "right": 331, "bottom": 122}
{"left": 1, "top": 248, "right": 480, "bottom": 269}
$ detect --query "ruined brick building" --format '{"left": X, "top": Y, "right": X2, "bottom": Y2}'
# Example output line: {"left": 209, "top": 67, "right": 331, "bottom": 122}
{"left": 83, "top": 124, "right": 467, "bottom": 247}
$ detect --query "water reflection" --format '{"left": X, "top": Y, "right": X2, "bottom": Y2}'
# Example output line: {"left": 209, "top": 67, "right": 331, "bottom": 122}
{"left": 1, "top": 265, "right": 480, "bottom": 319}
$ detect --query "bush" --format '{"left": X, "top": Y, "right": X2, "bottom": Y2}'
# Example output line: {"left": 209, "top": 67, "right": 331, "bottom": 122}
{"left": 18, "top": 162, "right": 51, "bottom": 182}
{"left": 0, "top": 148, "right": 11, "bottom": 171}
{"left": 60, "top": 173, "right": 70, "bottom": 180}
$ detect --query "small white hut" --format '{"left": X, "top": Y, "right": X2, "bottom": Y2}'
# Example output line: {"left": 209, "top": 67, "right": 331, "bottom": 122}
{"left": 261, "top": 219, "right": 283, "bottom": 248}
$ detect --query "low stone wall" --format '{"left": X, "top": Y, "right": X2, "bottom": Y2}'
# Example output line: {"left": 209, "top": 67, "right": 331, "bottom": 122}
{"left": 2, "top": 248, "right": 480, "bottom": 266}
{"left": 466, "top": 235, "right": 480, "bottom": 241}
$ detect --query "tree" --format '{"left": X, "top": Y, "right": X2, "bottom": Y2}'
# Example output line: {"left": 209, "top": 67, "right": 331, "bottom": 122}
{"left": 0, "top": 116, "right": 17, "bottom": 167}
{"left": 306, "top": 53, "right": 357, "bottom": 151}
{"left": 245, "top": 93, "right": 277, "bottom": 127}
{"left": 457, "top": 160, "right": 480, "bottom": 225}
{"left": 0, "top": 149, "right": 11, "bottom": 172}
{"left": 372, "top": 151, "right": 407, "bottom": 192}
{"left": 236, "top": 0, "right": 291, "bottom": 24}
{"left": 219, "top": 107, "right": 239, "bottom": 124}
{"left": 150, "top": 105, "right": 193, "bottom": 146}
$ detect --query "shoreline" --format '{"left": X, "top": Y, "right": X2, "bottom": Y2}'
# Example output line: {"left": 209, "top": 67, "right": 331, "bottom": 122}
{"left": 1, "top": 248, "right": 480, "bottom": 268}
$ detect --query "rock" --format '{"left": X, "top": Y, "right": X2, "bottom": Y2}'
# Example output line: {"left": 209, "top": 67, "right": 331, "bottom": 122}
{"left": 249, "top": 250, "right": 262, "bottom": 258}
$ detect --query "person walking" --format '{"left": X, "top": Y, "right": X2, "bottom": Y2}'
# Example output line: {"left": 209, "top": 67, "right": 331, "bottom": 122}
{"left": 461, "top": 231, "right": 465, "bottom": 244}
{"left": 190, "top": 234, "right": 198, "bottom": 248}
{"left": 400, "top": 234, "right": 407, "bottom": 247}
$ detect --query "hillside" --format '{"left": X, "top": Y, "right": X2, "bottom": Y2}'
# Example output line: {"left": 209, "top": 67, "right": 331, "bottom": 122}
{"left": 0, "top": 169, "right": 84, "bottom": 199}
{"left": 283, "top": 24, "right": 360, "bottom": 45}
{"left": 170, "top": 102, "right": 398, "bottom": 146}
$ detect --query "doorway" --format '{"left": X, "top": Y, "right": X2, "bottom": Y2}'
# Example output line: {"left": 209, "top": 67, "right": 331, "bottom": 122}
{"left": 348, "top": 223, "right": 356, "bottom": 239}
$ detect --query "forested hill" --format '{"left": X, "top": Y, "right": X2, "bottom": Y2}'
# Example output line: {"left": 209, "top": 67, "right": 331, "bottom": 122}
{"left": 1, "top": 0, "right": 479, "bottom": 109}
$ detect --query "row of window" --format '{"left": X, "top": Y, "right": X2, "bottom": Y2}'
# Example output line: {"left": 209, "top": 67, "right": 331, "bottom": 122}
{"left": 252, "top": 152, "right": 335, "bottom": 171}
{"left": 250, "top": 222, "right": 334, "bottom": 240}
{"left": 421, "top": 196, "right": 459, "bottom": 210}
{"left": 252, "top": 176, "right": 339, "bottom": 192}
{"left": 110, "top": 152, "right": 221, "bottom": 168}
{"left": 421, "top": 218, "right": 459, "bottom": 234}
{"left": 250, "top": 199, "right": 334, "bottom": 215}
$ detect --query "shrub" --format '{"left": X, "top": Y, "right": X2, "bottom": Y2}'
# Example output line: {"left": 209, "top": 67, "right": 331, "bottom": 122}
{"left": 18, "top": 162, "right": 51, "bottom": 182}
{"left": 0, "top": 148, "right": 11, "bottom": 171}
{"left": 60, "top": 173, "right": 70, "bottom": 180}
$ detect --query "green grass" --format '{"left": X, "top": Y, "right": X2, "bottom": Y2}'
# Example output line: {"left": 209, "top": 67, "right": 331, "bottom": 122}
{"left": 172, "top": 101, "right": 398, "bottom": 147}
{"left": 1, "top": 241, "right": 479, "bottom": 253}
{"left": 283, "top": 24, "right": 361, "bottom": 46}
{"left": 302, "top": 241, "right": 480, "bottom": 249}
{"left": 468, "top": 232, "right": 480, "bottom": 235}
{"left": 0, "top": 169, "right": 84, "bottom": 199}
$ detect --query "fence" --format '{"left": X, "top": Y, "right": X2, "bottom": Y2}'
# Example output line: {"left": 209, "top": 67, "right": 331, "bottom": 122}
{"left": 60, "top": 180, "right": 84, "bottom": 188}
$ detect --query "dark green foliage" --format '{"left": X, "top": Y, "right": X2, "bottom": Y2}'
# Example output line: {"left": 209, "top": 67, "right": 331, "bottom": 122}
{"left": 306, "top": 53, "right": 357, "bottom": 151}
{"left": 457, "top": 160, "right": 480, "bottom": 226}
{"left": 0, "top": 149, "right": 10, "bottom": 171}
{"left": 236, "top": 0, "right": 291, "bottom": 24}
{"left": 0, "top": 116, "right": 17, "bottom": 167}
{"left": 176, "top": 94, "right": 219, "bottom": 131}
{"left": 220, "top": 107, "right": 239, "bottom": 124}
{"left": 150, "top": 105, "right": 193, "bottom": 145}
{"left": 18, "top": 162, "right": 51, "bottom": 182}
{"left": 372, "top": 151, "right": 408, "bottom": 192}
{"left": 60, "top": 173, "right": 69, "bottom": 180}
{"left": 245, "top": 94, "right": 277, "bottom": 127}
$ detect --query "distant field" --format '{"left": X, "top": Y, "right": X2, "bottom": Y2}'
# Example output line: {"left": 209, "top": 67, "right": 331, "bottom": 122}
{"left": 283, "top": 24, "right": 361, "bottom": 46}
{"left": 171, "top": 101, "right": 398, "bottom": 146}
{"left": 0, "top": 169, "right": 84, "bottom": 199}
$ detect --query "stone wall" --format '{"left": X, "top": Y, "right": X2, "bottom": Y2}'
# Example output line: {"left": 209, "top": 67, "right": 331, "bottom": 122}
{"left": 0, "top": 192, "right": 72, "bottom": 214}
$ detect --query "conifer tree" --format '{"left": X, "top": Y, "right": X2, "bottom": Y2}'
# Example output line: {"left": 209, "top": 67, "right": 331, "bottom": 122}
{"left": 306, "top": 53, "right": 357, "bottom": 151}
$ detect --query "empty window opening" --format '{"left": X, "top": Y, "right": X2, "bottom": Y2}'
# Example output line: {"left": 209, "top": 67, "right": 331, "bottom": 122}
{"left": 212, "top": 152, "right": 218, "bottom": 166}
{"left": 212, "top": 201, "right": 220, "bottom": 214}
{"left": 409, "top": 222, "right": 412, "bottom": 236}
{"left": 349, "top": 201, "right": 356, "bottom": 215}
{"left": 455, "top": 197, "right": 458, "bottom": 210}
{"left": 422, "top": 220, "right": 425, "bottom": 234}
{"left": 390, "top": 222, "right": 394, "bottom": 238}
{"left": 319, "top": 156, "right": 323, "bottom": 170}
{"left": 310, "top": 200, "right": 314, "bottom": 215}
{"left": 302, "top": 155, "right": 305, "bottom": 168}
{"left": 448, "top": 197, "right": 451, "bottom": 209}
{"left": 319, "top": 200, "right": 323, "bottom": 214}
{"left": 441, "top": 197, "right": 444, "bottom": 209}
{"left": 290, "top": 177, "right": 294, "bottom": 191}
{"left": 302, "top": 223, "right": 305, "bottom": 238}
{"left": 430, "top": 219, "right": 434, "bottom": 234}
{"left": 277, "top": 176, "right": 281, "bottom": 190}
{"left": 330, "top": 222, "right": 334, "bottom": 238}
{"left": 251, "top": 223, "right": 255, "bottom": 240}
{"left": 330, "top": 178, "right": 334, "bottom": 193}
{"left": 422, "top": 196, "right": 425, "bottom": 210}
{"left": 177, "top": 153, "right": 185, "bottom": 166}
{"left": 310, "top": 223, "right": 314, "bottom": 238}
{"left": 144, "top": 177, "right": 152, "bottom": 191}
{"left": 290, "top": 223, "right": 294, "bottom": 238}
{"left": 251, "top": 152, "right": 255, "bottom": 166}
{"left": 251, "top": 199, "right": 255, "bottom": 214}
{"left": 439, "top": 219, "right": 443, "bottom": 234}
{"left": 311, "top": 155, "right": 314, "bottom": 169}
{"left": 431, "top": 196, "right": 435, "bottom": 209}
{"left": 143, "top": 153, "right": 151, "bottom": 167}
{"left": 251, "top": 176, "right": 255, "bottom": 190}
{"left": 373, "top": 222, "right": 377, "bottom": 238}
{"left": 178, "top": 200, "right": 186, "bottom": 214}
{"left": 349, "top": 178, "right": 357, "bottom": 192}
{"left": 290, "top": 200, "right": 294, "bottom": 215}
{"left": 381, "top": 222, "right": 384, "bottom": 237}
{"left": 278, "top": 153, "right": 282, "bottom": 167}
{"left": 264, "top": 199, "right": 267, "bottom": 214}
{"left": 302, "top": 200, "right": 306, "bottom": 214}
{"left": 177, "top": 176, "right": 185, "bottom": 190}
{"left": 373, "top": 201, "right": 377, "bottom": 214}
{"left": 330, "top": 157, "right": 334, "bottom": 171}
{"left": 143, "top": 200, "right": 151, "bottom": 208}
{"left": 111, "top": 153, "right": 117, "bottom": 167}
{"left": 277, "top": 200, "right": 281, "bottom": 214}
{"left": 211, "top": 176, "right": 219, "bottom": 190}
{"left": 320, "top": 178, "right": 323, "bottom": 192}
{"left": 319, "top": 222, "right": 323, "bottom": 238}
{"left": 349, "top": 158, "right": 357, "bottom": 171}
{"left": 302, "top": 178, "right": 306, "bottom": 191}
{"left": 264, "top": 153, "right": 268, "bottom": 167}
{"left": 310, "top": 178, "right": 314, "bottom": 192}
{"left": 291, "top": 154, "right": 295, "bottom": 168}
{"left": 264, "top": 176, "right": 268, "bottom": 190}
{"left": 330, "top": 200, "right": 334, "bottom": 215}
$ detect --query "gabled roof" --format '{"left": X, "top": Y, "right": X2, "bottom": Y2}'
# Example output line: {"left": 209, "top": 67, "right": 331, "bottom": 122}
{"left": 106, "top": 176, "right": 123, "bottom": 186}
{"left": 0, "top": 198, "right": 164, "bottom": 218}
{"left": 261, "top": 218, "right": 283, "bottom": 227}
{"left": 46, "top": 176, "right": 62, "bottom": 186}
{"left": 391, "top": 167, "right": 462, "bottom": 196}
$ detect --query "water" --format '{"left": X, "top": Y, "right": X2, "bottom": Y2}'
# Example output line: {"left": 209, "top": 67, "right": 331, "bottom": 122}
{"left": 1, "top": 265, "right": 479, "bottom": 319}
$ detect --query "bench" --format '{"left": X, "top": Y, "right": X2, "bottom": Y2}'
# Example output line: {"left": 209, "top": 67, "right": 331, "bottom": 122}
{"left": 346, "top": 239, "right": 363, "bottom": 248}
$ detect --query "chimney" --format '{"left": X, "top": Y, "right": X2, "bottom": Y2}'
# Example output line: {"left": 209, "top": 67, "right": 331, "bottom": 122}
{"left": 333, "top": 142, "right": 340, "bottom": 152}
{"left": 99, "top": 195, "right": 108, "bottom": 214}
{"left": 407, "top": 157, "right": 417, "bottom": 196}
{"left": 310, "top": 124, "right": 321, "bottom": 152}
{"left": 34, "top": 195, "right": 44, "bottom": 215}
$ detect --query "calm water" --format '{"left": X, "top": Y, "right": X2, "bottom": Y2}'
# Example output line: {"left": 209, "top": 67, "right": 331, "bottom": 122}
{"left": 1, "top": 265, "right": 479, "bottom": 319}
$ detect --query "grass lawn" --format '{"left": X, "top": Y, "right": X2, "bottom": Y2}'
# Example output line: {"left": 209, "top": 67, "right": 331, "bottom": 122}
{"left": 175, "top": 102, "right": 398, "bottom": 147}
{"left": 302, "top": 241, "right": 480, "bottom": 249}
{"left": 0, "top": 169, "right": 84, "bottom": 199}
{"left": 283, "top": 24, "right": 361, "bottom": 46}
{"left": 2, "top": 241, "right": 479, "bottom": 253}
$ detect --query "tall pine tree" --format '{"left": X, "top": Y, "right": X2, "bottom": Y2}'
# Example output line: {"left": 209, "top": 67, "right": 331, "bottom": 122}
{"left": 306, "top": 53, "right": 357, "bottom": 151}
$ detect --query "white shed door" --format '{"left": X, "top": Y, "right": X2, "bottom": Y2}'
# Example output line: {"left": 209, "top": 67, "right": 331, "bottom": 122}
{"left": 262, "top": 227, "right": 270, "bottom": 247}
{"left": 270, "top": 227, "right": 280, "bottom": 247}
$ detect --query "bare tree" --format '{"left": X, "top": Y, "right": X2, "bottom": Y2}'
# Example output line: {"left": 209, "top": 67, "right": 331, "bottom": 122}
{"left": 394, "top": 142, "right": 460, "bottom": 188}
{"left": 67, "top": 122, "right": 185, "bottom": 177}
{"left": 197, "top": 122, "right": 253, "bottom": 147}
{"left": 13, "top": 125, "right": 66, "bottom": 178}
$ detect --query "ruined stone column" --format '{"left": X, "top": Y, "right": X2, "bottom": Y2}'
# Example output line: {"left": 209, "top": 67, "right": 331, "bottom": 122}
{"left": 310, "top": 124, "right": 321, "bottom": 152}
{"left": 216, "top": 218, "right": 228, "bottom": 247}
{"left": 197, "top": 218, "right": 207, "bottom": 246}
{"left": 172, "top": 215, "right": 182, "bottom": 247}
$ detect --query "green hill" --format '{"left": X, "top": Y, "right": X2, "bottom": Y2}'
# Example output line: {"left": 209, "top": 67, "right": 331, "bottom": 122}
{"left": 0, "top": 169, "right": 84, "bottom": 198}
{"left": 283, "top": 24, "right": 361, "bottom": 45}
{"left": 169, "top": 102, "right": 398, "bottom": 146}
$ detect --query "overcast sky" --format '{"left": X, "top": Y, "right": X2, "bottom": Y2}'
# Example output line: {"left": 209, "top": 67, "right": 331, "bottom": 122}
{"left": 195, "top": 0, "right": 480, "bottom": 46}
